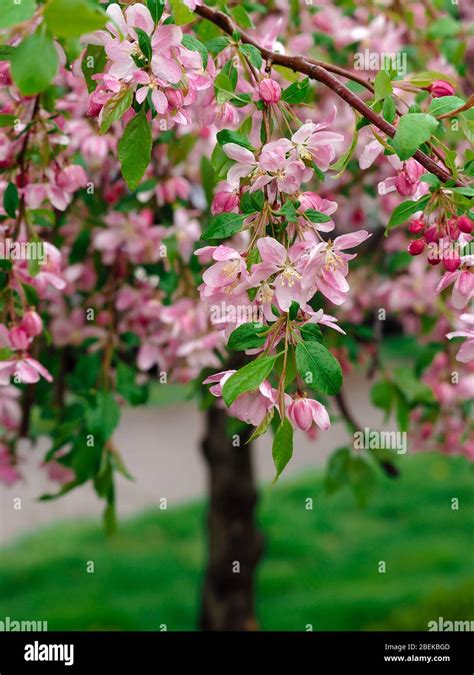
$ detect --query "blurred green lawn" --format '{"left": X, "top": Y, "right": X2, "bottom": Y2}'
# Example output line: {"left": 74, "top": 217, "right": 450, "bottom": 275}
{"left": 0, "top": 453, "right": 472, "bottom": 631}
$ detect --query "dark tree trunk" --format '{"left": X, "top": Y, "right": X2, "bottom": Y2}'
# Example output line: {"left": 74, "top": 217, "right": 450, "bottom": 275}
{"left": 199, "top": 401, "right": 264, "bottom": 631}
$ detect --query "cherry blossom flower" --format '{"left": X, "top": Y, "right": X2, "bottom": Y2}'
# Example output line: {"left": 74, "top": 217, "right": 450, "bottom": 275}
{"left": 447, "top": 314, "right": 474, "bottom": 363}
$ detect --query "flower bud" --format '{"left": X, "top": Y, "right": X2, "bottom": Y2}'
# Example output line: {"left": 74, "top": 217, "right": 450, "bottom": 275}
{"left": 408, "top": 219, "right": 424, "bottom": 234}
{"left": 443, "top": 251, "right": 461, "bottom": 272}
{"left": 9, "top": 326, "right": 29, "bottom": 351}
{"left": 288, "top": 398, "right": 314, "bottom": 432}
{"left": 165, "top": 88, "right": 184, "bottom": 108}
{"left": 424, "top": 225, "right": 439, "bottom": 243}
{"left": 429, "top": 80, "right": 455, "bottom": 98}
{"left": 21, "top": 310, "right": 43, "bottom": 337}
{"left": 258, "top": 78, "right": 282, "bottom": 105}
{"left": 447, "top": 219, "right": 459, "bottom": 240}
{"left": 408, "top": 238, "right": 426, "bottom": 256}
{"left": 457, "top": 215, "right": 473, "bottom": 234}
{"left": 211, "top": 191, "right": 239, "bottom": 215}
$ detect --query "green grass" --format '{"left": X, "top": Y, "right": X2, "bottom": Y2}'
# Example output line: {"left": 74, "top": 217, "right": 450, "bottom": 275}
{"left": 0, "top": 453, "right": 473, "bottom": 631}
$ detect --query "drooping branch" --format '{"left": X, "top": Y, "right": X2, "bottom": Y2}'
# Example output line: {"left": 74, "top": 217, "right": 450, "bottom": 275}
{"left": 195, "top": 4, "right": 461, "bottom": 185}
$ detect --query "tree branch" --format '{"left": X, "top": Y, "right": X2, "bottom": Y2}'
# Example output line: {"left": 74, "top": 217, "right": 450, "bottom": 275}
{"left": 195, "top": 4, "right": 461, "bottom": 185}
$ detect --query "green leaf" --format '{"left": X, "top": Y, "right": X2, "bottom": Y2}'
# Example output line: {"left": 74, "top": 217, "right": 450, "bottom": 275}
{"left": 374, "top": 70, "right": 392, "bottom": 101}
{"left": 239, "top": 43, "right": 262, "bottom": 70}
{"left": 392, "top": 367, "right": 435, "bottom": 404}
{"left": 370, "top": 379, "right": 395, "bottom": 421}
{"left": 428, "top": 95, "right": 465, "bottom": 118}
{"left": 169, "top": 0, "right": 195, "bottom": 25}
{"left": 118, "top": 111, "right": 152, "bottom": 191}
{"left": 216, "top": 129, "right": 254, "bottom": 150}
{"left": 392, "top": 113, "right": 438, "bottom": 160}
{"left": 451, "top": 186, "right": 474, "bottom": 197}
{"left": 275, "top": 200, "right": 298, "bottom": 222}
{"left": 200, "top": 212, "right": 247, "bottom": 240}
{"left": 146, "top": 0, "right": 164, "bottom": 24}
{"left": 230, "top": 5, "right": 254, "bottom": 28}
{"left": 325, "top": 447, "right": 351, "bottom": 495}
{"left": 407, "top": 70, "right": 457, "bottom": 88}
{"left": 386, "top": 194, "right": 430, "bottom": 231}
{"left": 3, "top": 182, "right": 18, "bottom": 219}
{"left": 0, "top": 46, "right": 13, "bottom": 61}
{"left": 214, "top": 70, "right": 235, "bottom": 104}
{"left": 272, "top": 417, "right": 293, "bottom": 480}
{"left": 86, "top": 391, "right": 121, "bottom": 441}
{"left": 303, "top": 209, "right": 331, "bottom": 223}
{"left": 200, "top": 155, "right": 215, "bottom": 207}
{"left": 11, "top": 32, "right": 59, "bottom": 96}
{"left": 395, "top": 392, "right": 409, "bottom": 432}
{"left": 282, "top": 77, "right": 310, "bottom": 104}
{"left": 205, "top": 36, "right": 229, "bottom": 56}
{"left": 427, "top": 16, "right": 460, "bottom": 39}
{"left": 181, "top": 34, "right": 208, "bottom": 69}
{"left": 135, "top": 27, "right": 152, "bottom": 62}
{"left": 99, "top": 87, "right": 133, "bottom": 134}
{"left": 0, "top": 0, "right": 36, "bottom": 28}
{"left": 222, "top": 354, "right": 276, "bottom": 406}
{"left": 299, "top": 323, "right": 323, "bottom": 343}
{"left": 44, "top": 0, "right": 107, "bottom": 36}
{"left": 116, "top": 362, "right": 147, "bottom": 406}
{"left": 420, "top": 173, "right": 440, "bottom": 189}
{"left": 228, "top": 322, "right": 267, "bottom": 351}
{"left": 330, "top": 124, "right": 358, "bottom": 177}
{"left": 382, "top": 96, "right": 396, "bottom": 124}
{"left": 295, "top": 341, "right": 342, "bottom": 395}
{"left": 81, "top": 44, "right": 106, "bottom": 94}
{"left": 347, "top": 456, "right": 376, "bottom": 507}
{"left": 248, "top": 409, "right": 274, "bottom": 442}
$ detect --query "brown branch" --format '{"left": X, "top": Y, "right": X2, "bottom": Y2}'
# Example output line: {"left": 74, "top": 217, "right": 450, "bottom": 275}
{"left": 195, "top": 5, "right": 462, "bottom": 185}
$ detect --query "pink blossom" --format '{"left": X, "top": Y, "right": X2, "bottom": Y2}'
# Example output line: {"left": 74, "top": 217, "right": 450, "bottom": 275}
{"left": 430, "top": 80, "right": 455, "bottom": 98}
{"left": 437, "top": 269, "right": 474, "bottom": 309}
{"left": 250, "top": 237, "right": 307, "bottom": 311}
{"left": 302, "top": 230, "right": 372, "bottom": 305}
{"left": 288, "top": 396, "right": 330, "bottom": 431}
{"left": 203, "top": 371, "right": 276, "bottom": 426}
{"left": 21, "top": 310, "right": 43, "bottom": 338}
{"left": 447, "top": 314, "right": 474, "bottom": 363}
{"left": 211, "top": 190, "right": 240, "bottom": 215}
{"left": 378, "top": 157, "right": 426, "bottom": 198}
{"left": 259, "top": 78, "right": 281, "bottom": 104}
{"left": 290, "top": 107, "right": 344, "bottom": 170}
{"left": 0, "top": 357, "right": 53, "bottom": 385}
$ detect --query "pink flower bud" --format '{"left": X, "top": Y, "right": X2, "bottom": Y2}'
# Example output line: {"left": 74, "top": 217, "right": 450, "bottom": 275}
{"left": 165, "top": 88, "right": 184, "bottom": 108}
{"left": 457, "top": 215, "right": 473, "bottom": 234}
{"left": 443, "top": 251, "right": 461, "bottom": 272}
{"left": 288, "top": 398, "right": 314, "bottom": 431}
{"left": 430, "top": 80, "right": 455, "bottom": 98}
{"left": 9, "top": 326, "right": 30, "bottom": 351}
{"left": 424, "top": 225, "right": 439, "bottom": 243}
{"left": 408, "top": 219, "right": 424, "bottom": 234}
{"left": 211, "top": 191, "right": 239, "bottom": 215}
{"left": 408, "top": 238, "right": 425, "bottom": 256}
{"left": 21, "top": 310, "right": 43, "bottom": 337}
{"left": 57, "top": 165, "right": 88, "bottom": 192}
{"left": 258, "top": 78, "right": 282, "bottom": 105}
{"left": 447, "top": 218, "right": 459, "bottom": 240}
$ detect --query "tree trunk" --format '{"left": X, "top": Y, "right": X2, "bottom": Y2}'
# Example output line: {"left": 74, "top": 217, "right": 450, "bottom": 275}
{"left": 199, "top": 401, "right": 264, "bottom": 631}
